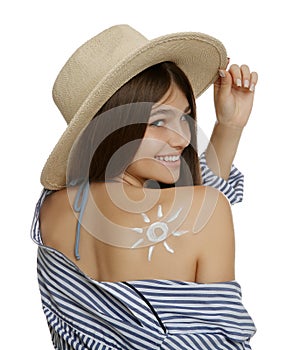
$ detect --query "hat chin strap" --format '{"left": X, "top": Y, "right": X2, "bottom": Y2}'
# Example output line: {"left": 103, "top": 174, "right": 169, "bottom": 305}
{"left": 73, "top": 182, "right": 90, "bottom": 260}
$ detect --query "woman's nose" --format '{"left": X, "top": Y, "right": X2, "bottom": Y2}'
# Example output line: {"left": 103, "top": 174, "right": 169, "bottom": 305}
{"left": 167, "top": 125, "right": 190, "bottom": 149}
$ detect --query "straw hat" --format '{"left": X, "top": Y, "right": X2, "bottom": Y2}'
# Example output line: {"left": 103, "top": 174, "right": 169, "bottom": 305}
{"left": 41, "top": 24, "right": 228, "bottom": 190}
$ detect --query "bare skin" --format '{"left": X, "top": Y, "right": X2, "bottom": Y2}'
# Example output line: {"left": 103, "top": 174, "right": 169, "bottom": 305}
{"left": 40, "top": 184, "right": 235, "bottom": 283}
{"left": 40, "top": 82, "right": 236, "bottom": 284}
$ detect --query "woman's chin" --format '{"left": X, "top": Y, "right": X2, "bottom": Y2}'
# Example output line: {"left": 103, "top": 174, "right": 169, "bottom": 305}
{"left": 147, "top": 172, "right": 180, "bottom": 186}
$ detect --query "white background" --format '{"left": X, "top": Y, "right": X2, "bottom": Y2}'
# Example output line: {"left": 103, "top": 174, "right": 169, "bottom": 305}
{"left": 1, "top": 0, "right": 286, "bottom": 348}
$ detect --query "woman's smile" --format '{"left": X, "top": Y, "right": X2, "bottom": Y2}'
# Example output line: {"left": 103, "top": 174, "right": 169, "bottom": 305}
{"left": 154, "top": 154, "right": 181, "bottom": 168}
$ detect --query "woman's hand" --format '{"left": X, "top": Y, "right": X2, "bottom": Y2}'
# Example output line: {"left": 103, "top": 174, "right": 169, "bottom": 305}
{"left": 214, "top": 64, "right": 258, "bottom": 129}
{"left": 205, "top": 64, "right": 258, "bottom": 180}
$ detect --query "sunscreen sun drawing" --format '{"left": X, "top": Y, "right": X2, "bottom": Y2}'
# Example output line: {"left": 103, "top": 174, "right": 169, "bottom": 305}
{"left": 131, "top": 204, "right": 188, "bottom": 261}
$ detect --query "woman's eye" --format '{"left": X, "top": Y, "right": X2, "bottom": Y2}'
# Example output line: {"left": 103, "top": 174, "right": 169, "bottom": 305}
{"left": 150, "top": 119, "right": 165, "bottom": 127}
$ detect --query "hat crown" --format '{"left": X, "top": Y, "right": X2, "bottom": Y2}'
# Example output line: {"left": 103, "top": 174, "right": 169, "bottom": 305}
{"left": 52, "top": 25, "right": 148, "bottom": 123}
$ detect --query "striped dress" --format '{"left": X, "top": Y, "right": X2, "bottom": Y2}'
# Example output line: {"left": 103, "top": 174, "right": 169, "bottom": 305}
{"left": 31, "top": 156, "right": 255, "bottom": 349}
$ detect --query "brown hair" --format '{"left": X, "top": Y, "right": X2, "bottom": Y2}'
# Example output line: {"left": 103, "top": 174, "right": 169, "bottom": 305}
{"left": 68, "top": 62, "right": 201, "bottom": 187}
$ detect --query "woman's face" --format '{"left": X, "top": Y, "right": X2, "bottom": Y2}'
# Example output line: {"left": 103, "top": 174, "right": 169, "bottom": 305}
{"left": 125, "top": 83, "right": 191, "bottom": 186}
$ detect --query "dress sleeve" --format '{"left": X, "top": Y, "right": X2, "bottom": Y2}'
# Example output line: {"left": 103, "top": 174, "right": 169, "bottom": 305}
{"left": 199, "top": 152, "right": 244, "bottom": 205}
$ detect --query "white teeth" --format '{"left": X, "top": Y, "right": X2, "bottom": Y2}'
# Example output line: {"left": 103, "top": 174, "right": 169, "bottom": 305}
{"left": 155, "top": 155, "right": 180, "bottom": 162}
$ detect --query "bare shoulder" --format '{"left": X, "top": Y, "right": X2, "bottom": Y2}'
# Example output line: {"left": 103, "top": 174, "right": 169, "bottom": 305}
{"left": 180, "top": 185, "right": 233, "bottom": 240}
{"left": 39, "top": 188, "right": 78, "bottom": 255}
{"left": 163, "top": 185, "right": 235, "bottom": 283}
{"left": 187, "top": 186, "right": 235, "bottom": 283}
{"left": 40, "top": 188, "right": 77, "bottom": 225}
{"left": 160, "top": 185, "right": 233, "bottom": 243}
{"left": 162, "top": 185, "right": 231, "bottom": 217}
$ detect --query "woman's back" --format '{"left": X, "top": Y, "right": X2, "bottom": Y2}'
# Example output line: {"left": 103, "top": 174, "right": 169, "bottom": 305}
{"left": 32, "top": 185, "right": 255, "bottom": 350}
{"left": 40, "top": 183, "right": 235, "bottom": 284}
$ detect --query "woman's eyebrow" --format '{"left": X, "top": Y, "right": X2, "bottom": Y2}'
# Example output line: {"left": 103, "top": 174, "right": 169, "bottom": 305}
{"left": 150, "top": 105, "right": 191, "bottom": 117}
{"left": 150, "top": 107, "right": 170, "bottom": 117}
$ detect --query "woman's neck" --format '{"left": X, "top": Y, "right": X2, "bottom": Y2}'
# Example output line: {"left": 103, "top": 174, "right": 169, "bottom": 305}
{"left": 112, "top": 171, "right": 145, "bottom": 188}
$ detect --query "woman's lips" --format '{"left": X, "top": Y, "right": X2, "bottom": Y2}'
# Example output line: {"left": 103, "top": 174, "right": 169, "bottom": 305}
{"left": 154, "top": 154, "right": 181, "bottom": 167}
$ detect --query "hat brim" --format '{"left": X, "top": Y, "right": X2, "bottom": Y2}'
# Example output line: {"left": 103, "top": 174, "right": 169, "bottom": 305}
{"left": 41, "top": 31, "right": 228, "bottom": 190}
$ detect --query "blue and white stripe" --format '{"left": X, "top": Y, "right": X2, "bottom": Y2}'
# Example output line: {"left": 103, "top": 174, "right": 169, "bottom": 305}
{"left": 199, "top": 153, "right": 244, "bottom": 205}
{"left": 34, "top": 244, "right": 256, "bottom": 349}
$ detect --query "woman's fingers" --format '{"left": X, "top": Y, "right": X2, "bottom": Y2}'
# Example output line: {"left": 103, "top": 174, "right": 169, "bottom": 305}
{"left": 240, "top": 64, "right": 251, "bottom": 88}
{"left": 228, "top": 64, "right": 258, "bottom": 92}
{"left": 249, "top": 71, "right": 258, "bottom": 92}
{"left": 229, "top": 64, "right": 242, "bottom": 87}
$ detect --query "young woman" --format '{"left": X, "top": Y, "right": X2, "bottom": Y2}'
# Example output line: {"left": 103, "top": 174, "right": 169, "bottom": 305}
{"left": 32, "top": 25, "right": 258, "bottom": 349}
